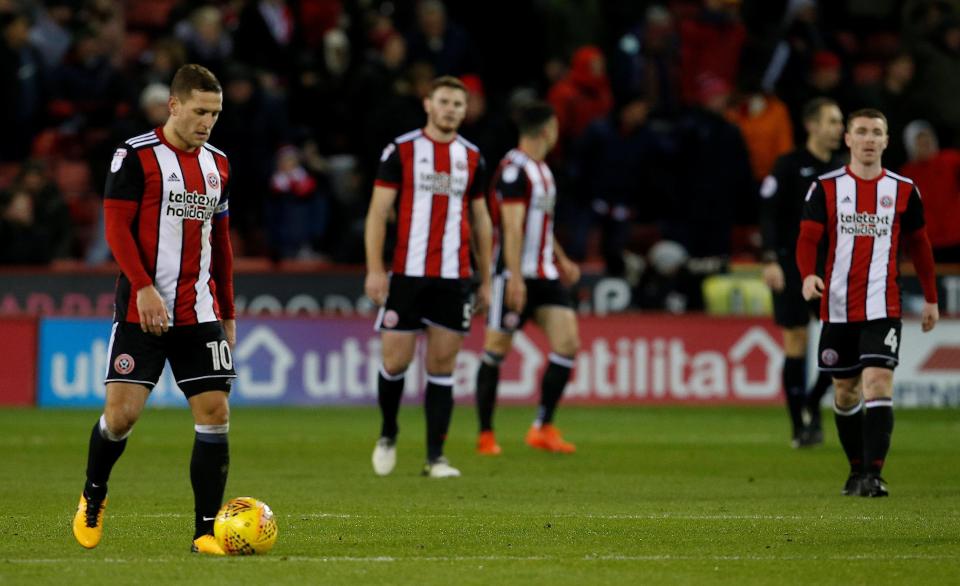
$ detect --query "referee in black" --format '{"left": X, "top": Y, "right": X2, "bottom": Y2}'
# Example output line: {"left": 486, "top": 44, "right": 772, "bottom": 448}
{"left": 759, "top": 97, "right": 844, "bottom": 448}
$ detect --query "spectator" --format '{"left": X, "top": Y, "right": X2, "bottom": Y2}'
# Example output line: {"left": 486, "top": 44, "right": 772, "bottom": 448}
{"left": 15, "top": 159, "right": 71, "bottom": 257}
{"left": 404, "top": 0, "right": 479, "bottom": 77}
{"left": 911, "top": 15, "right": 960, "bottom": 144}
{"left": 140, "top": 37, "right": 188, "bottom": 87}
{"left": 726, "top": 78, "right": 794, "bottom": 181}
{"left": 174, "top": 6, "right": 233, "bottom": 78}
{"left": 679, "top": 0, "right": 747, "bottom": 105}
{"left": 458, "top": 74, "right": 514, "bottom": 166}
{"left": 0, "top": 160, "right": 71, "bottom": 264}
{"left": 266, "top": 145, "right": 329, "bottom": 260}
{"left": 609, "top": 5, "right": 680, "bottom": 113}
{"left": 0, "top": 9, "right": 47, "bottom": 162}
{"left": 665, "top": 74, "right": 753, "bottom": 257}
{"left": 900, "top": 120, "right": 960, "bottom": 262}
{"left": 52, "top": 26, "right": 125, "bottom": 131}
{"left": 568, "top": 95, "right": 663, "bottom": 274}
{"left": 213, "top": 63, "right": 290, "bottom": 254}
{"left": 547, "top": 45, "right": 613, "bottom": 159}
{"left": 858, "top": 52, "right": 923, "bottom": 170}
{"left": 234, "top": 0, "right": 297, "bottom": 80}
{"left": 28, "top": 0, "right": 75, "bottom": 69}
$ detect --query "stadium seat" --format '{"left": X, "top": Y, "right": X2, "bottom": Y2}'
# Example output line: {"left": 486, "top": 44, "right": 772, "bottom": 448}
{"left": 702, "top": 274, "right": 773, "bottom": 316}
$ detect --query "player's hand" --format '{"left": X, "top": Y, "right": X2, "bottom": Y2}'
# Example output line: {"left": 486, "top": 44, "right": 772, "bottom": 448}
{"left": 136, "top": 285, "right": 169, "bottom": 336}
{"left": 921, "top": 302, "right": 939, "bottom": 333}
{"left": 762, "top": 262, "right": 785, "bottom": 292}
{"left": 558, "top": 257, "right": 581, "bottom": 287}
{"left": 222, "top": 319, "right": 236, "bottom": 347}
{"left": 801, "top": 275, "right": 824, "bottom": 301}
{"left": 364, "top": 270, "right": 389, "bottom": 306}
{"left": 474, "top": 279, "right": 491, "bottom": 316}
{"left": 506, "top": 274, "right": 526, "bottom": 313}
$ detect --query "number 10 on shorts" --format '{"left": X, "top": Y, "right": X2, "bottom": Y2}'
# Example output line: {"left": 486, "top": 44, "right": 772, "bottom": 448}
{"left": 206, "top": 340, "right": 233, "bottom": 371}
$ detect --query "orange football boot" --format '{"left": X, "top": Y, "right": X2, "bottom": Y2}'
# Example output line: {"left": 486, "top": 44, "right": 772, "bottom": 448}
{"left": 525, "top": 424, "right": 576, "bottom": 453}
{"left": 476, "top": 430, "right": 502, "bottom": 455}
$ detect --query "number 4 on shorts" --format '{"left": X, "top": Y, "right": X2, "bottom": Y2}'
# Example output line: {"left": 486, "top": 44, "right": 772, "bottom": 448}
{"left": 884, "top": 328, "right": 898, "bottom": 353}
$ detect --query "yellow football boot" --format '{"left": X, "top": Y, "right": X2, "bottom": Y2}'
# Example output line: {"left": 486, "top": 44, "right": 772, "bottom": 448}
{"left": 191, "top": 534, "right": 226, "bottom": 555}
{"left": 72, "top": 494, "right": 107, "bottom": 549}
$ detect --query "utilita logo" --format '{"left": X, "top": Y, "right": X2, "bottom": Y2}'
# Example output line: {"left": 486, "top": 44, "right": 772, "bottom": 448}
{"left": 559, "top": 327, "right": 783, "bottom": 401}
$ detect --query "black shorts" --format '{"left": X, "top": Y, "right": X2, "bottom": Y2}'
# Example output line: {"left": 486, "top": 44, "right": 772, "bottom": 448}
{"left": 487, "top": 275, "right": 574, "bottom": 332}
{"left": 105, "top": 321, "right": 236, "bottom": 397}
{"left": 817, "top": 318, "right": 902, "bottom": 377}
{"left": 772, "top": 257, "right": 820, "bottom": 328}
{"left": 375, "top": 275, "right": 474, "bottom": 334}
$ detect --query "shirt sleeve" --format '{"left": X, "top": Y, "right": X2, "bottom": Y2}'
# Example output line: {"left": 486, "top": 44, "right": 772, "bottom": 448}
{"left": 104, "top": 146, "right": 145, "bottom": 203}
{"left": 214, "top": 160, "right": 231, "bottom": 220}
{"left": 800, "top": 180, "right": 827, "bottom": 224}
{"left": 468, "top": 155, "right": 488, "bottom": 200}
{"left": 901, "top": 185, "right": 926, "bottom": 233}
{"left": 496, "top": 162, "right": 529, "bottom": 204}
{"left": 374, "top": 142, "right": 402, "bottom": 189}
{"left": 758, "top": 157, "right": 787, "bottom": 257}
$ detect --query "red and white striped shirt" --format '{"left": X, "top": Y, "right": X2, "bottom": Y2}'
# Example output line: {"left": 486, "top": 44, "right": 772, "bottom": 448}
{"left": 489, "top": 149, "right": 559, "bottom": 280}
{"left": 374, "top": 129, "right": 486, "bottom": 279}
{"left": 800, "top": 166, "right": 927, "bottom": 323}
{"left": 105, "top": 128, "right": 233, "bottom": 326}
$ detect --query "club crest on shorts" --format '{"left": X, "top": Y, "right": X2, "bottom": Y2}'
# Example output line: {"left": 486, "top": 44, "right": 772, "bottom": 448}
{"left": 382, "top": 310, "right": 399, "bottom": 328}
{"left": 114, "top": 353, "right": 135, "bottom": 375}
{"left": 821, "top": 348, "right": 839, "bottom": 366}
{"left": 880, "top": 195, "right": 894, "bottom": 208}
{"left": 504, "top": 311, "right": 520, "bottom": 329}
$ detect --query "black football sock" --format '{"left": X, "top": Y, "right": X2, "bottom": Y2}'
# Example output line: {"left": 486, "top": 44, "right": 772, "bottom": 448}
{"left": 535, "top": 353, "right": 574, "bottom": 426}
{"left": 191, "top": 424, "right": 229, "bottom": 539}
{"left": 378, "top": 366, "right": 406, "bottom": 440}
{"left": 806, "top": 370, "right": 832, "bottom": 428}
{"left": 783, "top": 357, "right": 807, "bottom": 437}
{"left": 84, "top": 415, "right": 129, "bottom": 501}
{"left": 476, "top": 351, "right": 503, "bottom": 432}
{"left": 863, "top": 398, "right": 894, "bottom": 477}
{"left": 425, "top": 373, "right": 454, "bottom": 461}
{"left": 834, "top": 401, "right": 864, "bottom": 475}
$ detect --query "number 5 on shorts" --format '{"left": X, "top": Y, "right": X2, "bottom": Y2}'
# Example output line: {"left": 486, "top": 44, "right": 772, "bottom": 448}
{"left": 884, "top": 328, "right": 898, "bottom": 353}
{"left": 462, "top": 303, "right": 471, "bottom": 329}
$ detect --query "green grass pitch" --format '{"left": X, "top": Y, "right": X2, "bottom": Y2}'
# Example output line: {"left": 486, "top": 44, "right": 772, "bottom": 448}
{"left": 1, "top": 406, "right": 958, "bottom": 585}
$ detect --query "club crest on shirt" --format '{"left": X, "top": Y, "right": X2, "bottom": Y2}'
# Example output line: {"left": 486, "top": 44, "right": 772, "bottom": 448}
{"left": 455, "top": 160, "right": 468, "bottom": 171}
{"left": 110, "top": 148, "right": 127, "bottom": 173}
{"left": 880, "top": 195, "right": 893, "bottom": 208}
{"left": 206, "top": 172, "right": 220, "bottom": 189}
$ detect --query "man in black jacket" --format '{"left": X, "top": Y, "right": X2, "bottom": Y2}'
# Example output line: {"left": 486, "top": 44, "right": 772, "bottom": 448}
{"left": 759, "top": 97, "right": 844, "bottom": 447}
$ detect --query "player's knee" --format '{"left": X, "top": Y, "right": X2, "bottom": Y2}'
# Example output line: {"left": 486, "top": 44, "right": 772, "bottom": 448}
{"left": 555, "top": 335, "right": 580, "bottom": 357}
{"left": 425, "top": 352, "right": 457, "bottom": 374}
{"left": 103, "top": 408, "right": 138, "bottom": 437}
{"left": 832, "top": 378, "right": 860, "bottom": 408}
{"left": 199, "top": 401, "right": 230, "bottom": 426}
{"left": 485, "top": 333, "right": 513, "bottom": 356}
{"left": 861, "top": 370, "right": 893, "bottom": 399}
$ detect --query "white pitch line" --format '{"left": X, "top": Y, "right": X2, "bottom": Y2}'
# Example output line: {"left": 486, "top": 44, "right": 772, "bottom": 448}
{"left": 93, "top": 512, "right": 910, "bottom": 522}
{"left": 5, "top": 554, "right": 958, "bottom": 564}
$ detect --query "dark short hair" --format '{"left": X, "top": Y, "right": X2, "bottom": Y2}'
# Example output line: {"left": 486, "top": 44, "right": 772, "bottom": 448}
{"left": 846, "top": 108, "right": 888, "bottom": 132}
{"left": 170, "top": 64, "right": 222, "bottom": 100}
{"left": 516, "top": 101, "right": 556, "bottom": 136}
{"left": 429, "top": 75, "right": 467, "bottom": 96}
{"left": 802, "top": 97, "right": 839, "bottom": 124}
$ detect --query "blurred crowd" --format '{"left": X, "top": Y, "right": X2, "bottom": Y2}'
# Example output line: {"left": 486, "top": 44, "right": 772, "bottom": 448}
{"left": 1, "top": 0, "right": 959, "bottom": 309}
